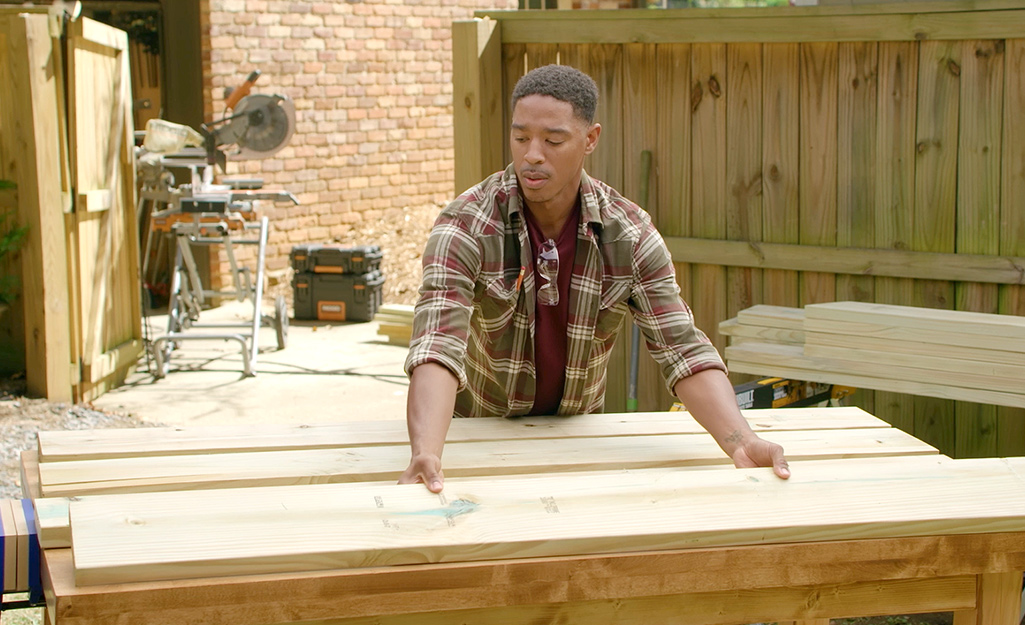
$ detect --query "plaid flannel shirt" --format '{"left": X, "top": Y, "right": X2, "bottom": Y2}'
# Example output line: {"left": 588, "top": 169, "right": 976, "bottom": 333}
{"left": 404, "top": 165, "right": 725, "bottom": 418}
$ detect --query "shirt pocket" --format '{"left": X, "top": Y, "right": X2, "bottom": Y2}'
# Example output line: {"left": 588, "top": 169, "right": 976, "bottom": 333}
{"left": 475, "top": 275, "right": 520, "bottom": 344}
{"left": 593, "top": 276, "right": 632, "bottom": 342}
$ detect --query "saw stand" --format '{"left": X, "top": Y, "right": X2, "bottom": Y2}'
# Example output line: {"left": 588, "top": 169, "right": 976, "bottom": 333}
{"left": 139, "top": 150, "right": 297, "bottom": 378}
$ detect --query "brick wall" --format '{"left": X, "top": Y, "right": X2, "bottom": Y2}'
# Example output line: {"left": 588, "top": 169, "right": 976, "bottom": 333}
{"left": 201, "top": 0, "right": 516, "bottom": 282}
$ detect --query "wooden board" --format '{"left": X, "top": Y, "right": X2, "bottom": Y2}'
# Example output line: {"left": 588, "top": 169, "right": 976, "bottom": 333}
{"left": 728, "top": 342, "right": 1025, "bottom": 395}
{"left": 67, "top": 456, "right": 1025, "bottom": 586}
{"left": 719, "top": 318, "right": 804, "bottom": 345}
{"left": 39, "top": 531, "right": 1025, "bottom": 625}
{"left": 802, "top": 316, "right": 1025, "bottom": 353}
{"left": 39, "top": 426, "right": 936, "bottom": 497}
{"left": 727, "top": 344, "right": 1025, "bottom": 408}
{"left": 735, "top": 305, "right": 805, "bottom": 330}
{"left": 36, "top": 407, "right": 886, "bottom": 462}
{"left": 803, "top": 331, "right": 1025, "bottom": 367}
{"left": 0, "top": 498, "right": 16, "bottom": 592}
{"left": 803, "top": 344, "right": 1025, "bottom": 381}
{"left": 806, "top": 301, "right": 1025, "bottom": 339}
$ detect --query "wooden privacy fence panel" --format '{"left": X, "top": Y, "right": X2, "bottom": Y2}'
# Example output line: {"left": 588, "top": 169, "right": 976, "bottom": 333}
{"left": 0, "top": 12, "right": 142, "bottom": 401}
{"left": 455, "top": 0, "right": 1025, "bottom": 457}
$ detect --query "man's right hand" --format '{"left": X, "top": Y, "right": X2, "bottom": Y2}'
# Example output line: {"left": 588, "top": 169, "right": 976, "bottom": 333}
{"left": 398, "top": 453, "right": 445, "bottom": 493}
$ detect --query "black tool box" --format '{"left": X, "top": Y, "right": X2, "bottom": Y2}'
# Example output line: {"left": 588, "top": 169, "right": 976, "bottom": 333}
{"left": 290, "top": 244, "right": 383, "bottom": 275}
{"left": 292, "top": 270, "right": 385, "bottom": 322}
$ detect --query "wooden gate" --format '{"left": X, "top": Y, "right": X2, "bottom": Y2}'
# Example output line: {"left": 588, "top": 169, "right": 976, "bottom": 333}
{"left": 0, "top": 12, "right": 142, "bottom": 401}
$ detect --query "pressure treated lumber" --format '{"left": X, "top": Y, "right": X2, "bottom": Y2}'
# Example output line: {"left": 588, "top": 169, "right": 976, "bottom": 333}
{"left": 736, "top": 304, "right": 806, "bottom": 330}
{"left": 727, "top": 345, "right": 1025, "bottom": 409}
{"left": 68, "top": 456, "right": 1025, "bottom": 585}
{"left": 727, "top": 342, "right": 1024, "bottom": 395}
{"left": 803, "top": 344, "right": 1025, "bottom": 381}
{"left": 38, "top": 427, "right": 936, "bottom": 497}
{"left": 803, "top": 332, "right": 1025, "bottom": 368}
{"left": 374, "top": 304, "right": 414, "bottom": 346}
{"left": 806, "top": 301, "right": 1025, "bottom": 339}
{"left": 268, "top": 576, "right": 976, "bottom": 625}
{"left": 40, "top": 532, "right": 1025, "bottom": 625}
{"left": 718, "top": 318, "right": 804, "bottom": 345}
{"left": 35, "top": 407, "right": 884, "bottom": 462}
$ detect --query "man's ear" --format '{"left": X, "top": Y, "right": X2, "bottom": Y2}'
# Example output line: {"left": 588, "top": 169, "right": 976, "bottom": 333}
{"left": 584, "top": 123, "right": 601, "bottom": 155}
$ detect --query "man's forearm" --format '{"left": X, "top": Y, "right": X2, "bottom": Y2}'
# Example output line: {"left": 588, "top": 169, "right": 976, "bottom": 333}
{"left": 406, "top": 362, "right": 459, "bottom": 457}
{"left": 673, "top": 368, "right": 753, "bottom": 457}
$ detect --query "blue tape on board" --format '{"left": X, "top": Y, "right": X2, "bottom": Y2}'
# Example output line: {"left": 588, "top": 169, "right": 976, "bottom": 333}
{"left": 20, "top": 500, "right": 41, "bottom": 604}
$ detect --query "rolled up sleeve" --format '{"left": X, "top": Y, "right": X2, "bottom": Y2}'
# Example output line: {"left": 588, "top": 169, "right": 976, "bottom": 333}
{"left": 627, "top": 220, "right": 727, "bottom": 394}
{"left": 404, "top": 210, "right": 482, "bottom": 391}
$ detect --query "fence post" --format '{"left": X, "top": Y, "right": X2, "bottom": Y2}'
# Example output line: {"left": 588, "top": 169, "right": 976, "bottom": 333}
{"left": 453, "top": 18, "right": 504, "bottom": 197}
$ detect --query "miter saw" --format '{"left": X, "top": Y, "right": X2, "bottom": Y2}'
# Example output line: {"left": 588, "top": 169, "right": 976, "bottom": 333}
{"left": 137, "top": 70, "right": 299, "bottom": 379}
{"left": 200, "top": 70, "right": 296, "bottom": 170}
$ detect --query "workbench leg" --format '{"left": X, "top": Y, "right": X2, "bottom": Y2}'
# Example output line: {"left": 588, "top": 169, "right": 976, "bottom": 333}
{"left": 952, "top": 571, "right": 1023, "bottom": 625}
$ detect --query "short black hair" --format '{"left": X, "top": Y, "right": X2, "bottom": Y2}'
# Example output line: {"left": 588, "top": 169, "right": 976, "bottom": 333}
{"left": 511, "top": 64, "right": 599, "bottom": 124}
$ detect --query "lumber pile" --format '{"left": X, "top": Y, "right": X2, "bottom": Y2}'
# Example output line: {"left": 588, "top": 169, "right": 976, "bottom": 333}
{"left": 722, "top": 302, "right": 1025, "bottom": 408}
{"left": 22, "top": 407, "right": 952, "bottom": 582}
{"left": 374, "top": 304, "right": 414, "bottom": 346}
{"left": 66, "top": 455, "right": 1025, "bottom": 586}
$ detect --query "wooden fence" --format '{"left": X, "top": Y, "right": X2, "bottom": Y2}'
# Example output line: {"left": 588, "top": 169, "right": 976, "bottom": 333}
{"left": 0, "top": 11, "right": 142, "bottom": 401}
{"left": 453, "top": 0, "right": 1025, "bottom": 457}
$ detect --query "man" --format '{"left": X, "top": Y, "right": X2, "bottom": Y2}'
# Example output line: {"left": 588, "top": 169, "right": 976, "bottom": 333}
{"left": 400, "top": 64, "right": 789, "bottom": 493}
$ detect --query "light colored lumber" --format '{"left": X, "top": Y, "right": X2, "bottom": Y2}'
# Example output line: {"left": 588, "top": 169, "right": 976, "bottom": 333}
{"left": 68, "top": 456, "right": 1025, "bottom": 585}
{"left": 806, "top": 301, "right": 1025, "bottom": 339}
{"left": 34, "top": 497, "right": 71, "bottom": 550}
{"left": 727, "top": 344, "right": 1025, "bottom": 408}
{"left": 38, "top": 426, "right": 936, "bottom": 497}
{"left": 804, "top": 331, "right": 1025, "bottom": 368}
{"left": 735, "top": 305, "right": 805, "bottom": 330}
{"left": 803, "top": 344, "right": 1025, "bottom": 381}
{"left": 719, "top": 318, "right": 804, "bottom": 344}
{"left": 0, "top": 13, "right": 73, "bottom": 401}
{"left": 36, "top": 407, "right": 886, "bottom": 462}
{"left": 728, "top": 341, "right": 1023, "bottom": 394}
{"left": 41, "top": 532, "right": 1025, "bottom": 625}
{"left": 802, "top": 316, "right": 1025, "bottom": 353}
{"left": 270, "top": 576, "right": 974, "bottom": 625}
{"left": 10, "top": 498, "right": 29, "bottom": 592}
{"left": 1, "top": 499, "right": 17, "bottom": 592}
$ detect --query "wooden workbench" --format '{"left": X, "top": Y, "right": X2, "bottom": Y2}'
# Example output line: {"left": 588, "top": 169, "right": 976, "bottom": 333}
{"left": 20, "top": 407, "right": 1025, "bottom": 625}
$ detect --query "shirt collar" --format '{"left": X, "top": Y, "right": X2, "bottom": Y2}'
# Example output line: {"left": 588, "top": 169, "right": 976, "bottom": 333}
{"left": 501, "top": 165, "right": 604, "bottom": 231}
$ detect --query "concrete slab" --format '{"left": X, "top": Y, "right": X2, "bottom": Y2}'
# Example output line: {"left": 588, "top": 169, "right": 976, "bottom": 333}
{"left": 93, "top": 302, "right": 411, "bottom": 427}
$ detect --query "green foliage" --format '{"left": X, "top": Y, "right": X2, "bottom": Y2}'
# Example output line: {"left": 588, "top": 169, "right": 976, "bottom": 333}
{"left": 0, "top": 204, "right": 29, "bottom": 306}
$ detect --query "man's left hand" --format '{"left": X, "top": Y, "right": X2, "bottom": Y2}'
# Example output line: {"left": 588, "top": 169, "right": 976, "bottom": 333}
{"left": 731, "top": 437, "right": 790, "bottom": 479}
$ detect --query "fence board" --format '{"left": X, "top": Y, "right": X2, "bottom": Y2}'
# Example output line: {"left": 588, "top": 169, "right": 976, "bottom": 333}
{"left": 726, "top": 43, "right": 763, "bottom": 325}
{"left": 761, "top": 43, "right": 800, "bottom": 310}
{"left": 690, "top": 44, "right": 728, "bottom": 355}
{"left": 954, "top": 39, "right": 1004, "bottom": 458}
{"left": 908, "top": 40, "right": 962, "bottom": 455}
{"left": 998, "top": 39, "right": 1025, "bottom": 456}
{"left": 798, "top": 43, "right": 838, "bottom": 307}
{"left": 836, "top": 41, "right": 879, "bottom": 416}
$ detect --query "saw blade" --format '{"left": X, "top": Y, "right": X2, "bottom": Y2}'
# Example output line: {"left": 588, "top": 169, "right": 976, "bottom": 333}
{"left": 236, "top": 95, "right": 290, "bottom": 153}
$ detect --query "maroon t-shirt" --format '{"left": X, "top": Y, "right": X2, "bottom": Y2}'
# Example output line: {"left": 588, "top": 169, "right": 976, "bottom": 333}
{"left": 524, "top": 203, "right": 579, "bottom": 416}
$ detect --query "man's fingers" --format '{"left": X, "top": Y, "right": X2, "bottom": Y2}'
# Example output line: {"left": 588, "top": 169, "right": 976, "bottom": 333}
{"left": 770, "top": 443, "right": 791, "bottom": 479}
{"left": 425, "top": 470, "right": 444, "bottom": 493}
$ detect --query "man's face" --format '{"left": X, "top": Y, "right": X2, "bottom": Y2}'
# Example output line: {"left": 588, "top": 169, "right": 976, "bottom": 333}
{"left": 510, "top": 94, "right": 600, "bottom": 215}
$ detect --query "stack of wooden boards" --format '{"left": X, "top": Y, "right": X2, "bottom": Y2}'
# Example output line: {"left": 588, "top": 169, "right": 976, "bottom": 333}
{"left": 722, "top": 302, "right": 1025, "bottom": 409}
{"left": 0, "top": 498, "right": 39, "bottom": 595}
{"left": 15, "top": 407, "right": 1025, "bottom": 590}
{"left": 374, "top": 303, "right": 414, "bottom": 346}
